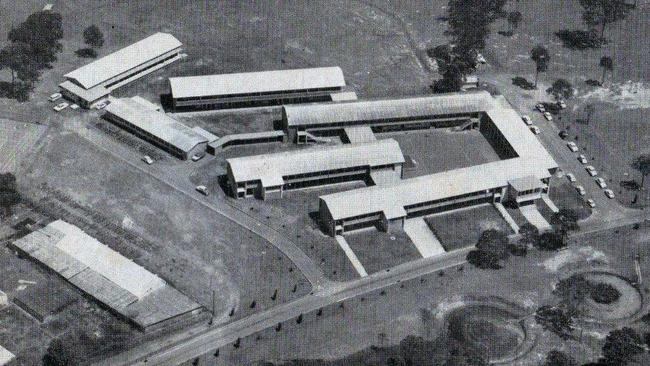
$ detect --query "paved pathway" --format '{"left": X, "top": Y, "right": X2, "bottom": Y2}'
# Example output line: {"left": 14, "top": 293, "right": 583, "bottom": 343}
{"left": 403, "top": 218, "right": 445, "bottom": 258}
{"left": 335, "top": 235, "right": 367, "bottom": 278}
{"left": 519, "top": 204, "right": 552, "bottom": 231}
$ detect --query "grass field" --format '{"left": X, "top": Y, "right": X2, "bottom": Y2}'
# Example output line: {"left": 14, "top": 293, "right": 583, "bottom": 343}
{"left": 345, "top": 228, "right": 421, "bottom": 274}
{"left": 379, "top": 128, "right": 501, "bottom": 179}
{"left": 425, "top": 204, "right": 513, "bottom": 251}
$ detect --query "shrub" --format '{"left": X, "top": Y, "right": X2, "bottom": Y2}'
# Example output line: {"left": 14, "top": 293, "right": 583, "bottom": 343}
{"left": 590, "top": 282, "right": 621, "bottom": 304}
{"left": 535, "top": 232, "right": 566, "bottom": 251}
{"left": 466, "top": 250, "right": 501, "bottom": 270}
{"left": 508, "top": 242, "right": 528, "bottom": 257}
{"left": 75, "top": 47, "right": 97, "bottom": 58}
{"left": 555, "top": 29, "right": 603, "bottom": 50}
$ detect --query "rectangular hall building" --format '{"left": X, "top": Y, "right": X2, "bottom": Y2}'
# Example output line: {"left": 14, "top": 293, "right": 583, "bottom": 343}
{"left": 169, "top": 67, "right": 347, "bottom": 110}
{"left": 226, "top": 139, "right": 405, "bottom": 200}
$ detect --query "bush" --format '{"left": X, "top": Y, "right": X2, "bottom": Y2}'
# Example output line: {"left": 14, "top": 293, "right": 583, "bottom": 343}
{"left": 590, "top": 282, "right": 621, "bottom": 304}
{"left": 75, "top": 47, "right": 97, "bottom": 58}
{"left": 555, "top": 29, "right": 603, "bottom": 50}
{"left": 535, "top": 232, "right": 566, "bottom": 251}
{"left": 544, "top": 350, "right": 577, "bottom": 366}
{"left": 535, "top": 305, "right": 573, "bottom": 340}
{"left": 511, "top": 76, "right": 536, "bottom": 90}
{"left": 466, "top": 250, "right": 501, "bottom": 270}
{"left": 508, "top": 242, "right": 528, "bottom": 257}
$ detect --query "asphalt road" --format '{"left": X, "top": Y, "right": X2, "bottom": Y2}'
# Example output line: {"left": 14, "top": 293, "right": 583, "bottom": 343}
{"left": 95, "top": 246, "right": 472, "bottom": 366}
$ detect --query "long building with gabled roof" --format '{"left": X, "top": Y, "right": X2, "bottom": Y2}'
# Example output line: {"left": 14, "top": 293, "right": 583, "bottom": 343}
{"left": 169, "top": 66, "right": 349, "bottom": 110}
{"left": 59, "top": 33, "right": 183, "bottom": 108}
{"left": 226, "top": 139, "right": 405, "bottom": 199}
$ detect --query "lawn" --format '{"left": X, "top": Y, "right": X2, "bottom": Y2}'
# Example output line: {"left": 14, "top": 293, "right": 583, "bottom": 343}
{"left": 344, "top": 228, "right": 421, "bottom": 274}
{"left": 379, "top": 128, "right": 501, "bottom": 179}
{"left": 425, "top": 204, "right": 513, "bottom": 251}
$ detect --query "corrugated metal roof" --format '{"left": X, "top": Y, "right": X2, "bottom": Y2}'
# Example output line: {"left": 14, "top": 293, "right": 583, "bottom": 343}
{"left": 104, "top": 98, "right": 208, "bottom": 153}
{"left": 64, "top": 33, "right": 182, "bottom": 89}
{"left": 227, "top": 139, "right": 405, "bottom": 184}
{"left": 59, "top": 80, "right": 109, "bottom": 103}
{"left": 283, "top": 91, "right": 490, "bottom": 127}
{"left": 169, "top": 66, "right": 346, "bottom": 99}
{"left": 320, "top": 158, "right": 552, "bottom": 221}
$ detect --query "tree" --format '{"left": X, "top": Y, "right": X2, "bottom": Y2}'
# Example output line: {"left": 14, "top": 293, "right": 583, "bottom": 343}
{"left": 531, "top": 45, "right": 550, "bottom": 87}
{"left": 579, "top": 0, "right": 631, "bottom": 40}
{"left": 554, "top": 274, "right": 592, "bottom": 316}
{"left": 590, "top": 282, "right": 621, "bottom": 304}
{"left": 550, "top": 208, "right": 580, "bottom": 236}
{"left": 432, "top": 61, "right": 464, "bottom": 93}
{"left": 544, "top": 350, "right": 577, "bottom": 366}
{"left": 466, "top": 249, "right": 502, "bottom": 269}
{"left": 535, "top": 305, "right": 574, "bottom": 340}
{"left": 546, "top": 79, "right": 575, "bottom": 101}
{"left": 601, "top": 327, "right": 645, "bottom": 365}
{"left": 631, "top": 154, "right": 650, "bottom": 188}
{"left": 519, "top": 223, "right": 540, "bottom": 246}
{"left": 475, "top": 229, "right": 509, "bottom": 260}
{"left": 507, "top": 11, "right": 523, "bottom": 33}
{"left": 0, "top": 42, "right": 39, "bottom": 94}
{"left": 536, "top": 231, "right": 567, "bottom": 251}
{"left": 0, "top": 173, "right": 21, "bottom": 216}
{"left": 43, "top": 337, "right": 84, "bottom": 366}
{"left": 8, "top": 11, "right": 63, "bottom": 69}
{"left": 599, "top": 56, "right": 613, "bottom": 85}
{"left": 83, "top": 25, "right": 104, "bottom": 48}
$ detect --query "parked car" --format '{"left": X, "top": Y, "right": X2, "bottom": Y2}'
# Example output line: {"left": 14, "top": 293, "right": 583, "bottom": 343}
{"left": 530, "top": 125, "right": 541, "bottom": 135}
{"left": 53, "top": 102, "right": 68, "bottom": 112}
{"left": 585, "top": 165, "right": 598, "bottom": 177}
{"left": 586, "top": 199, "right": 596, "bottom": 208}
{"left": 536, "top": 103, "right": 546, "bottom": 113}
{"left": 557, "top": 100, "right": 567, "bottom": 109}
{"left": 559, "top": 130, "right": 569, "bottom": 139}
{"left": 69, "top": 104, "right": 79, "bottom": 110}
{"left": 567, "top": 141, "right": 579, "bottom": 152}
{"left": 595, "top": 177, "right": 607, "bottom": 189}
{"left": 604, "top": 189, "right": 615, "bottom": 199}
{"left": 196, "top": 185, "right": 209, "bottom": 196}
{"left": 543, "top": 111, "right": 553, "bottom": 121}
{"left": 576, "top": 185, "right": 586, "bottom": 196}
{"left": 191, "top": 152, "right": 205, "bottom": 162}
{"left": 476, "top": 53, "right": 487, "bottom": 64}
{"left": 95, "top": 101, "right": 109, "bottom": 109}
{"left": 48, "top": 93, "right": 62, "bottom": 102}
{"left": 142, "top": 155, "right": 154, "bottom": 165}
{"left": 521, "top": 115, "right": 532, "bottom": 125}
{"left": 577, "top": 154, "right": 588, "bottom": 164}
{"left": 566, "top": 173, "right": 576, "bottom": 183}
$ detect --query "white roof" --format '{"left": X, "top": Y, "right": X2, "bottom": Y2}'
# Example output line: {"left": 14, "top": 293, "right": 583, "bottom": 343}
{"left": 283, "top": 92, "right": 490, "bottom": 128}
{"left": 0, "top": 345, "right": 14, "bottom": 366}
{"left": 321, "top": 158, "right": 552, "bottom": 221}
{"left": 65, "top": 33, "right": 182, "bottom": 89}
{"left": 47, "top": 220, "right": 165, "bottom": 299}
{"left": 169, "top": 67, "right": 346, "bottom": 99}
{"left": 105, "top": 98, "right": 208, "bottom": 153}
{"left": 227, "top": 139, "right": 404, "bottom": 185}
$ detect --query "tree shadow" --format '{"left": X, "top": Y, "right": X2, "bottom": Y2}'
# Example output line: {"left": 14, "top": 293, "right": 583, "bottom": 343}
{"left": 620, "top": 180, "right": 641, "bottom": 191}
{"left": 555, "top": 29, "right": 603, "bottom": 50}
{"left": 74, "top": 48, "right": 97, "bottom": 58}
{"left": 497, "top": 30, "right": 513, "bottom": 37}
{"left": 511, "top": 76, "right": 536, "bottom": 90}
{"left": 585, "top": 79, "right": 602, "bottom": 87}
{"left": 0, "top": 82, "right": 13, "bottom": 98}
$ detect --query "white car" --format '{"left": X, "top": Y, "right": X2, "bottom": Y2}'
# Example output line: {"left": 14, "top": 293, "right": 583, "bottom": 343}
{"left": 48, "top": 93, "right": 62, "bottom": 102}
{"left": 604, "top": 189, "right": 615, "bottom": 199}
{"left": 476, "top": 53, "right": 487, "bottom": 64}
{"left": 191, "top": 152, "right": 205, "bottom": 162}
{"left": 196, "top": 185, "right": 209, "bottom": 196}
{"left": 577, "top": 154, "right": 588, "bottom": 164}
{"left": 586, "top": 199, "right": 596, "bottom": 208}
{"left": 595, "top": 177, "right": 607, "bottom": 189}
{"left": 529, "top": 125, "right": 541, "bottom": 135}
{"left": 69, "top": 103, "right": 79, "bottom": 110}
{"left": 536, "top": 103, "right": 546, "bottom": 113}
{"left": 557, "top": 100, "right": 567, "bottom": 109}
{"left": 566, "top": 173, "right": 576, "bottom": 183}
{"left": 142, "top": 155, "right": 154, "bottom": 165}
{"left": 585, "top": 165, "right": 598, "bottom": 177}
{"left": 543, "top": 112, "right": 553, "bottom": 121}
{"left": 567, "top": 142, "right": 579, "bottom": 152}
{"left": 576, "top": 185, "right": 586, "bottom": 196}
{"left": 95, "top": 101, "right": 109, "bottom": 109}
{"left": 521, "top": 115, "right": 532, "bottom": 126}
{"left": 53, "top": 102, "right": 68, "bottom": 111}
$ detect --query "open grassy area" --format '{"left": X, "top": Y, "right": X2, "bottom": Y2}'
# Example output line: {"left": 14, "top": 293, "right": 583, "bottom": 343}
{"left": 379, "top": 128, "right": 501, "bottom": 179}
{"left": 344, "top": 228, "right": 421, "bottom": 274}
{"left": 425, "top": 204, "right": 513, "bottom": 251}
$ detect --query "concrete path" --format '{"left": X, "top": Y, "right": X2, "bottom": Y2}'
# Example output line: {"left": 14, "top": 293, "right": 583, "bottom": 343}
{"left": 335, "top": 235, "right": 368, "bottom": 278}
{"left": 542, "top": 194, "right": 560, "bottom": 213}
{"left": 403, "top": 218, "right": 445, "bottom": 258}
{"left": 493, "top": 202, "right": 520, "bottom": 233}
{"left": 519, "top": 204, "right": 552, "bottom": 231}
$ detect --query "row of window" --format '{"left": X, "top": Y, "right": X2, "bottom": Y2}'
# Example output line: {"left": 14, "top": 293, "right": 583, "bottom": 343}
{"left": 174, "top": 86, "right": 341, "bottom": 101}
